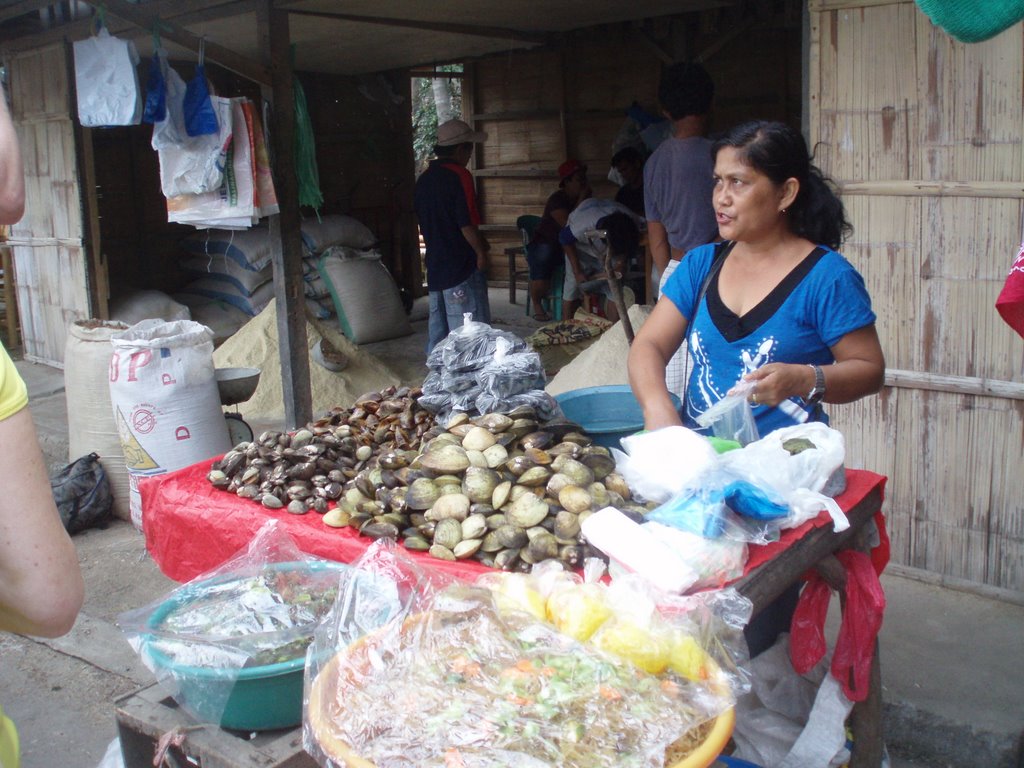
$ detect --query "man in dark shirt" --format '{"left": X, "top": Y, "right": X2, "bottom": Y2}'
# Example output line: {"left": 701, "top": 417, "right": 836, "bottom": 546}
{"left": 611, "top": 146, "right": 645, "bottom": 217}
{"left": 414, "top": 119, "right": 491, "bottom": 352}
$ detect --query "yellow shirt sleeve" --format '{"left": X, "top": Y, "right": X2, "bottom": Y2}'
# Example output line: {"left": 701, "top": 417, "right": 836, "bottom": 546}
{"left": 0, "top": 344, "right": 28, "bottom": 422}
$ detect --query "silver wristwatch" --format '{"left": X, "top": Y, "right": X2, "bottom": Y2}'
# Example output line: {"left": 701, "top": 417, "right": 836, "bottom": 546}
{"left": 805, "top": 364, "right": 826, "bottom": 406}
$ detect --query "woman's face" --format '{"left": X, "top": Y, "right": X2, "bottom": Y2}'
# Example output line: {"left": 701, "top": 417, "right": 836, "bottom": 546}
{"left": 712, "top": 146, "right": 793, "bottom": 242}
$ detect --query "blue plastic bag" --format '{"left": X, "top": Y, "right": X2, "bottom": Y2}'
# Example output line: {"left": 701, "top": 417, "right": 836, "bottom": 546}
{"left": 183, "top": 58, "right": 218, "bottom": 136}
{"left": 142, "top": 52, "right": 166, "bottom": 124}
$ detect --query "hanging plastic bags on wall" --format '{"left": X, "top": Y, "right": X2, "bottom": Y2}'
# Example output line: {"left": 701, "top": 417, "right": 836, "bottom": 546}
{"left": 293, "top": 74, "right": 323, "bottom": 211}
{"left": 166, "top": 98, "right": 257, "bottom": 229}
{"left": 73, "top": 27, "right": 142, "bottom": 127}
{"left": 142, "top": 49, "right": 166, "bottom": 124}
{"left": 183, "top": 39, "right": 219, "bottom": 137}
{"left": 152, "top": 49, "right": 232, "bottom": 198}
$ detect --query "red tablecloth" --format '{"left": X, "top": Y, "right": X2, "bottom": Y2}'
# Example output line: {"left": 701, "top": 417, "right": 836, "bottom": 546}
{"left": 140, "top": 458, "right": 886, "bottom": 584}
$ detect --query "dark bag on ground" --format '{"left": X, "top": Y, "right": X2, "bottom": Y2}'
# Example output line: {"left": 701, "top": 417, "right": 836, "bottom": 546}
{"left": 50, "top": 452, "right": 113, "bottom": 534}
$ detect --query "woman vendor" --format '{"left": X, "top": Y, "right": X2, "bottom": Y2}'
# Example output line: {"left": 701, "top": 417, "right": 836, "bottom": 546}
{"left": 627, "top": 120, "right": 885, "bottom": 653}
{"left": 525, "top": 159, "right": 591, "bottom": 321}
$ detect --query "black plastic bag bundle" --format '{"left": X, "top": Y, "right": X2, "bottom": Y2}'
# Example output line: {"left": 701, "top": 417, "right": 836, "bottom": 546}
{"left": 50, "top": 452, "right": 113, "bottom": 534}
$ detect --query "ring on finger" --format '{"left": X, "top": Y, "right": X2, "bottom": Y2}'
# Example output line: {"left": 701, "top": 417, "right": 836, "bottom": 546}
{"left": 751, "top": 391, "right": 759, "bottom": 405}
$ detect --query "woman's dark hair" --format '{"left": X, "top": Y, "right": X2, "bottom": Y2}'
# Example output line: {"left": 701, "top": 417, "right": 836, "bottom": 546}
{"left": 658, "top": 62, "right": 714, "bottom": 121}
{"left": 711, "top": 120, "right": 852, "bottom": 250}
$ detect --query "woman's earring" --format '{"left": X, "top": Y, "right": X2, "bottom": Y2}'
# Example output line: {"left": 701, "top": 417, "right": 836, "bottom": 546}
{"left": 781, "top": 208, "right": 788, "bottom": 215}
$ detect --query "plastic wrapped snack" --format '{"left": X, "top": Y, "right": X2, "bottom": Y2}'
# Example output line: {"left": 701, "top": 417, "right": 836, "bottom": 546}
{"left": 305, "top": 546, "right": 748, "bottom": 768}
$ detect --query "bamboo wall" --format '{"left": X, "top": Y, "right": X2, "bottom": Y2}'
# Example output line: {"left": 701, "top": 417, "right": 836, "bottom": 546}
{"left": 808, "top": 0, "right": 1024, "bottom": 592}
{"left": 5, "top": 44, "right": 91, "bottom": 366}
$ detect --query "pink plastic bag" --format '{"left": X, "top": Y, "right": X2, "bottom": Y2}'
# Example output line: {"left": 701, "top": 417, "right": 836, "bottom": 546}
{"left": 790, "top": 550, "right": 886, "bottom": 702}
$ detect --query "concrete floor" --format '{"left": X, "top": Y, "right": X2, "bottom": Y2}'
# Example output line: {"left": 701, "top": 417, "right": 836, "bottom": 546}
{"left": 4, "top": 288, "right": 1023, "bottom": 768}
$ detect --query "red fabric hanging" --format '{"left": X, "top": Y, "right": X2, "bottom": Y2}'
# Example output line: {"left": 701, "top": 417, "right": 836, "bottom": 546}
{"left": 995, "top": 243, "right": 1024, "bottom": 339}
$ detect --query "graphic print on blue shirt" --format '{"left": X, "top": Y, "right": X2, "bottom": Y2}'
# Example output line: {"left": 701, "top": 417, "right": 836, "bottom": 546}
{"left": 663, "top": 242, "right": 876, "bottom": 435}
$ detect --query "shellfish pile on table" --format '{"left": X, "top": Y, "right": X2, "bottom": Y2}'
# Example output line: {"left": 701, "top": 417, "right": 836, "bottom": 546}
{"left": 207, "top": 386, "right": 656, "bottom": 571}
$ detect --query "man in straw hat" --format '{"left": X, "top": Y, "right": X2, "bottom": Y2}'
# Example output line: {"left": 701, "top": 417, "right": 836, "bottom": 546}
{"left": 414, "top": 118, "right": 492, "bottom": 353}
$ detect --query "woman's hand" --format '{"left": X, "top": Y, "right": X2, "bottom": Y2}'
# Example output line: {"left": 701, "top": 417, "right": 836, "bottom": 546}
{"left": 737, "top": 363, "right": 814, "bottom": 407}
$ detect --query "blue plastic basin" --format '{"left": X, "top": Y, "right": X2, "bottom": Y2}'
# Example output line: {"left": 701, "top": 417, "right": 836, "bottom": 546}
{"left": 554, "top": 385, "right": 681, "bottom": 449}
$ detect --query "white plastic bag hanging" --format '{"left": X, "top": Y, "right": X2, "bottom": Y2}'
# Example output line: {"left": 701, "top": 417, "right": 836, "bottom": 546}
{"left": 73, "top": 27, "right": 142, "bottom": 127}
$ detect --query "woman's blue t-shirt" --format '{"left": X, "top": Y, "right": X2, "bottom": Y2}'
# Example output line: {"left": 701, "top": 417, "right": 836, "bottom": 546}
{"left": 661, "top": 242, "right": 876, "bottom": 436}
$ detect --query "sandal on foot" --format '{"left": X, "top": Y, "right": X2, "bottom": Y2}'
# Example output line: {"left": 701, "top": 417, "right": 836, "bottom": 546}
{"left": 532, "top": 312, "right": 552, "bottom": 322}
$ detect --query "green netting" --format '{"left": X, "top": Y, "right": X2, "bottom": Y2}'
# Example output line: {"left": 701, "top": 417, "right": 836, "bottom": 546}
{"left": 293, "top": 75, "right": 323, "bottom": 212}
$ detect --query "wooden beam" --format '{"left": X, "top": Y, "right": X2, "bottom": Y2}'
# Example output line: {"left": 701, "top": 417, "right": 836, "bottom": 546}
{"left": 883, "top": 369, "right": 1024, "bottom": 400}
{"left": 0, "top": 0, "right": 257, "bottom": 58}
{"left": 631, "top": 26, "right": 674, "bottom": 64}
{"left": 97, "top": 0, "right": 270, "bottom": 85}
{"left": 839, "top": 180, "right": 1024, "bottom": 199}
{"left": 258, "top": 0, "right": 312, "bottom": 429}
{"left": 286, "top": 9, "right": 547, "bottom": 45}
{"left": 472, "top": 169, "right": 558, "bottom": 178}
{"left": 695, "top": 17, "right": 756, "bottom": 63}
{"left": 0, "top": 0, "right": 56, "bottom": 24}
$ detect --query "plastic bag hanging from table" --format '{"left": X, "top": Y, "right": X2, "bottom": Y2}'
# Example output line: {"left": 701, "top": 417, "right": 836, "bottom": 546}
{"left": 183, "top": 38, "right": 219, "bottom": 137}
{"left": 789, "top": 549, "right": 886, "bottom": 702}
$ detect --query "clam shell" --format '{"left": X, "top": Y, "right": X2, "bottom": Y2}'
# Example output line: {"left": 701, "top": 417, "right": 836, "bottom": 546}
{"left": 433, "top": 518, "right": 463, "bottom": 549}
{"left": 495, "top": 524, "right": 528, "bottom": 549}
{"left": 494, "top": 547, "right": 521, "bottom": 570}
{"left": 482, "top": 444, "right": 509, "bottom": 469}
{"left": 553, "top": 509, "right": 581, "bottom": 540}
{"left": 527, "top": 531, "right": 560, "bottom": 561}
{"left": 506, "top": 493, "right": 549, "bottom": 528}
{"left": 505, "top": 455, "right": 536, "bottom": 477}
{"left": 429, "top": 544, "right": 457, "bottom": 561}
{"left": 261, "top": 493, "right": 283, "bottom": 509}
{"left": 520, "top": 431, "right": 554, "bottom": 450}
{"left": 474, "top": 413, "right": 513, "bottom": 433}
{"left": 463, "top": 466, "right": 501, "bottom": 504}
{"left": 361, "top": 521, "right": 400, "bottom": 540}
{"left": 453, "top": 539, "right": 482, "bottom": 559}
{"left": 588, "top": 482, "right": 611, "bottom": 510}
{"left": 580, "top": 451, "right": 615, "bottom": 480}
{"left": 508, "top": 418, "right": 538, "bottom": 439}
{"left": 557, "top": 485, "right": 592, "bottom": 514}
{"left": 545, "top": 472, "right": 573, "bottom": 497}
{"left": 426, "top": 493, "right": 471, "bottom": 522}
{"left": 604, "top": 472, "right": 631, "bottom": 499}
{"left": 420, "top": 444, "right": 470, "bottom": 474}
{"left": 447, "top": 412, "right": 470, "bottom": 429}
{"left": 406, "top": 477, "right": 441, "bottom": 510}
{"left": 461, "top": 513, "right": 488, "bottom": 540}
{"left": 517, "top": 465, "right": 552, "bottom": 487}
{"left": 462, "top": 426, "right": 498, "bottom": 451}
{"left": 323, "top": 508, "right": 351, "bottom": 528}
{"left": 485, "top": 513, "right": 507, "bottom": 530}
{"left": 491, "top": 480, "right": 513, "bottom": 509}
{"left": 465, "top": 449, "right": 488, "bottom": 468}
{"left": 553, "top": 457, "right": 595, "bottom": 487}
{"left": 481, "top": 531, "right": 504, "bottom": 552}
{"left": 287, "top": 499, "right": 309, "bottom": 515}
{"left": 403, "top": 535, "right": 431, "bottom": 551}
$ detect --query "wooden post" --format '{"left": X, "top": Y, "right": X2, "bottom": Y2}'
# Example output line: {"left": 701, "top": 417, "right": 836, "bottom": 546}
{"left": 258, "top": 0, "right": 312, "bottom": 429}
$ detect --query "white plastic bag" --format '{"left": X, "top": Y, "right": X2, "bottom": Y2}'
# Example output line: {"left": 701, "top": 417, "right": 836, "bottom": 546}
{"left": 73, "top": 28, "right": 142, "bottom": 127}
{"left": 719, "top": 422, "right": 848, "bottom": 532}
{"left": 696, "top": 379, "right": 760, "bottom": 446}
{"left": 95, "top": 737, "right": 124, "bottom": 768}
{"left": 611, "top": 425, "right": 719, "bottom": 504}
{"left": 158, "top": 93, "right": 233, "bottom": 200}
{"left": 731, "top": 634, "right": 855, "bottom": 768}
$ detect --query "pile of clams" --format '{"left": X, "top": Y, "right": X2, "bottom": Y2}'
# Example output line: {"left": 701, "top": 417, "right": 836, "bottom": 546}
{"left": 207, "top": 389, "right": 655, "bottom": 572}
{"left": 324, "top": 408, "right": 657, "bottom": 572}
{"left": 207, "top": 385, "right": 436, "bottom": 514}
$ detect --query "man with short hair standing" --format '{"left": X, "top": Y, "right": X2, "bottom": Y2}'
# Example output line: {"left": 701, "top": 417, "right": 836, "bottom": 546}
{"left": 643, "top": 61, "right": 718, "bottom": 397}
{"left": 415, "top": 118, "right": 491, "bottom": 353}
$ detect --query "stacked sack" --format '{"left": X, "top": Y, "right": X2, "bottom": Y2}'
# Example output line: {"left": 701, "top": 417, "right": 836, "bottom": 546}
{"left": 174, "top": 226, "right": 276, "bottom": 344}
{"left": 308, "top": 214, "right": 412, "bottom": 343}
{"left": 418, "top": 316, "right": 561, "bottom": 426}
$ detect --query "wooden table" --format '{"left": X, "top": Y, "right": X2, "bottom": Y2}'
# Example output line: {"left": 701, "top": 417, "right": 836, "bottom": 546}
{"left": 135, "top": 465, "right": 888, "bottom": 767}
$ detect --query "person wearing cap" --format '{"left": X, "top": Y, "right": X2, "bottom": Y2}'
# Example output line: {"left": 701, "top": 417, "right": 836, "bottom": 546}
{"left": 643, "top": 61, "right": 719, "bottom": 398}
{"left": 414, "top": 118, "right": 492, "bottom": 353}
{"left": 524, "top": 159, "right": 591, "bottom": 321}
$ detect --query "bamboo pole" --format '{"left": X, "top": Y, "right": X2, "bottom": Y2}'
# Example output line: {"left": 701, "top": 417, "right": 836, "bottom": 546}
{"left": 883, "top": 368, "right": 1024, "bottom": 400}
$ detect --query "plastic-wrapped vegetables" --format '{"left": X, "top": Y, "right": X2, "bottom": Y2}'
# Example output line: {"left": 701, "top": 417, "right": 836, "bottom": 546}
{"left": 419, "top": 315, "right": 559, "bottom": 425}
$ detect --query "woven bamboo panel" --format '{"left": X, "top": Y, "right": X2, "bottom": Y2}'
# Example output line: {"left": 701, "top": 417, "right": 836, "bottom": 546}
{"left": 915, "top": 15, "right": 1024, "bottom": 183}
{"left": 473, "top": 50, "right": 562, "bottom": 114}
{"left": 812, "top": 3, "right": 1024, "bottom": 592}
{"left": 6, "top": 44, "right": 88, "bottom": 366}
{"left": 479, "top": 119, "right": 564, "bottom": 170}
